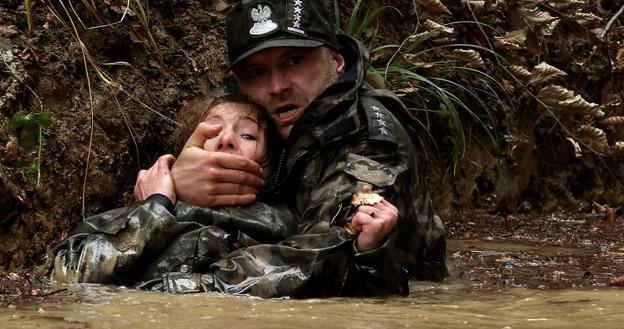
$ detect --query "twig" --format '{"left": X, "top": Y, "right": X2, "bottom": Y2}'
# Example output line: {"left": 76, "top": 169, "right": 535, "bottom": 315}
{"left": 601, "top": 4, "right": 624, "bottom": 39}
{"left": 32, "top": 288, "right": 68, "bottom": 297}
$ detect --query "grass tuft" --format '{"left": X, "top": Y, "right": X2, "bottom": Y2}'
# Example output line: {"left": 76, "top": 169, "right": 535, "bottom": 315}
{"left": 336, "top": 3, "right": 512, "bottom": 174}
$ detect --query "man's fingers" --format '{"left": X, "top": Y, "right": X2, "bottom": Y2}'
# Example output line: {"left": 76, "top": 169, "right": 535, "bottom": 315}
{"left": 157, "top": 154, "right": 176, "bottom": 169}
{"left": 136, "top": 169, "right": 148, "bottom": 179}
{"left": 134, "top": 170, "right": 146, "bottom": 198}
{"left": 184, "top": 122, "right": 222, "bottom": 148}
{"left": 351, "top": 212, "right": 372, "bottom": 231}
{"left": 214, "top": 152, "right": 263, "bottom": 177}
{"left": 204, "top": 183, "right": 258, "bottom": 196}
{"left": 358, "top": 205, "right": 377, "bottom": 217}
{"left": 209, "top": 194, "right": 257, "bottom": 207}
{"left": 207, "top": 167, "right": 264, "bottom": 188}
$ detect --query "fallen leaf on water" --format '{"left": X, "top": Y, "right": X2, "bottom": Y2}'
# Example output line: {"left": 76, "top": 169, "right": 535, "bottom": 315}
{"left": 606, "top": 206, "right": 615, "bottom": 223}
{"left": 610, "top": 276, "right": 624, "bottom": 286}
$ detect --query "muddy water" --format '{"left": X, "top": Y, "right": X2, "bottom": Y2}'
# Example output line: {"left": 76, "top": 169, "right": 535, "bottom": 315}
{"left": 3, "top": 213, "right": 624, "bottom": 328}
{"left": 3, "top": 238, "right": 624, "bottom": 329}
{"left": 1, "top": 280, "right": 623, "bottom": 329}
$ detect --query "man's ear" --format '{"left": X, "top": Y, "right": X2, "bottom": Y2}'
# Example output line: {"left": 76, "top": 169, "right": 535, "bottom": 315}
{"left": 333, "top": 51, "right": 346, "bottom": 77}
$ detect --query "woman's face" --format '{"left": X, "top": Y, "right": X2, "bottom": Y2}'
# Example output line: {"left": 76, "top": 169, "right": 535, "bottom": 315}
{"left": 202, "top": 103, "right": 267, "bottom": 166}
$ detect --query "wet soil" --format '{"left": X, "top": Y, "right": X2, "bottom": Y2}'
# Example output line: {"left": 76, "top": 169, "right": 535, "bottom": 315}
{"left": 445, "top": 210, "right": 624, "bottom": 289}
{"left": 0, "top": 0, "right": 230, "bottom": 269}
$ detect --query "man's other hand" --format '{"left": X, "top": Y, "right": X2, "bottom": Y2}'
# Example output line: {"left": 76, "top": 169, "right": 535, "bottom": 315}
{"left": 350, "top": 186, "right": 399, "bottom": 252}
{"left": 171, "top": 122, "right": 265, "bottom": 207}
{"left": 134, "top": 154, "right": 177, "bottom": 204}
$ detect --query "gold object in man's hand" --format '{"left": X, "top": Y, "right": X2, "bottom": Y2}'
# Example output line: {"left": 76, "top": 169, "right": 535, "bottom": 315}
{"left": 351, "top": 192, "right": 383, "bottom": 206}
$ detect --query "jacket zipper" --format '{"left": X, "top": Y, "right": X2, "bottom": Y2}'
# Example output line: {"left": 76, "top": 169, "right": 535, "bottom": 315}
{"left": 272, "top": 148, "right": 287, "bottom": 188}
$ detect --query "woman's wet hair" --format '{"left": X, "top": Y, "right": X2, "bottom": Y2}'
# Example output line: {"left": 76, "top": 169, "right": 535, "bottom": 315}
{"left": 175, "top": 93, "right": 280, "bottom": 169}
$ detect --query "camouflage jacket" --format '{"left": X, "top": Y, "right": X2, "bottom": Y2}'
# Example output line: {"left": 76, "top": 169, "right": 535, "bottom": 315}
{"left": 48, "top": 35, "right": 446, "bottom": 298}
{"left": 48, "top": 200, "right": 298, "bottom": 286}
{"left": 256, "top": 34, "right": 447, "bottom": 291}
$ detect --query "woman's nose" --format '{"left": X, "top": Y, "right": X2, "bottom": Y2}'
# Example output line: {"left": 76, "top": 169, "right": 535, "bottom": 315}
{"left": 217, "top": 131, "right": 238, "bottom": 152}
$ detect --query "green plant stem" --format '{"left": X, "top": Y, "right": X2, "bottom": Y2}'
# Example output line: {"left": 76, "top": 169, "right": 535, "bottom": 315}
{"left": 25, "top": 0, "right": 33, "bottom": 32}
{"left": 36, "top": 126, "right": 43, "bottom": 187}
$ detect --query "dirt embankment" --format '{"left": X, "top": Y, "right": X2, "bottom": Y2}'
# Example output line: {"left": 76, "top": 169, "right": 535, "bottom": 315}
{"left": 1, "top": 0, "right": 229, "bottom": 268}
{"left": 0, "top": 0, "right": 623, "bottom": 270}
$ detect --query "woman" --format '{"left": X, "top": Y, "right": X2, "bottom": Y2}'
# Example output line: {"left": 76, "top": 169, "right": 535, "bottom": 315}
{"left": 48, "top": 94, "right": 296, "bottom": 288}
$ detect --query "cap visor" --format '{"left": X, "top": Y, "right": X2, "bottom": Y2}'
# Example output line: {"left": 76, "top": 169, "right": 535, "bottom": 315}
{"left": 229, "top": 39, "right": 324, "bottom": 70}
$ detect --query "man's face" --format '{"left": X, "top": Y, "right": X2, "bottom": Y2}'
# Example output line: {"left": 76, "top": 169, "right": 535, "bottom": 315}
{"left": 233, "top": 46, "right": 345, "bottom": 139}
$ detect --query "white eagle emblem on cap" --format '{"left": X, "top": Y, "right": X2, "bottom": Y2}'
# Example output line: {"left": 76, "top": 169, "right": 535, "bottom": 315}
{"left": 249, "top": 4, "right": 279, "bottom": 35}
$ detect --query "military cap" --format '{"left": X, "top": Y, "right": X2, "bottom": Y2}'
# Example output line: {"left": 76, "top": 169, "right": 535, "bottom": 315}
{"left": 226, "top": 0, "right": 339, "bottom": 68}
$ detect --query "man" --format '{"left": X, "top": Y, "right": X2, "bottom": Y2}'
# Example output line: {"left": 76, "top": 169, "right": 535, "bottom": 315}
{"left": 49, "top": 0, "right": 446, "bottom": 298}
{"left": 170, "top": 0, "right": 447, "bottom": 293}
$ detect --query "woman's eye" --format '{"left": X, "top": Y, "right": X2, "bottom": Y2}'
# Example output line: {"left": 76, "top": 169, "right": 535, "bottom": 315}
{"left": 241, "top": 134, "right": 257, "bottom": 141}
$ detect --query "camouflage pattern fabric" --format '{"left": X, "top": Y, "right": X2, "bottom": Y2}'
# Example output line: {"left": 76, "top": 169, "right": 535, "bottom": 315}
{"left": 48, "top": 201, "right": 298, "bottom": 288}
{"left": 48, "top": 34, "right": 446, "bottom": 298}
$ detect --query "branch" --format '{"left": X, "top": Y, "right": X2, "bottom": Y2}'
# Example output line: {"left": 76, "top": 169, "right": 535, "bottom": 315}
{"left": 601, "top": 4, "right": 624, "bottom": 39}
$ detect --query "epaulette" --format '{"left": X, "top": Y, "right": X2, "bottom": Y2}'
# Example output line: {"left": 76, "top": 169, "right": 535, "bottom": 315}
{"left": 359, "top": 95, "right": 398, "bottom": 144}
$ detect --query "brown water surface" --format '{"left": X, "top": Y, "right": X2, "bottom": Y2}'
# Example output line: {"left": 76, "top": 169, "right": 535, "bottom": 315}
{"left": 3, "top": 212, "right": 623, "bottom": 328}
{"left": 1, "top": 281, "right": 623, "bottom": 329}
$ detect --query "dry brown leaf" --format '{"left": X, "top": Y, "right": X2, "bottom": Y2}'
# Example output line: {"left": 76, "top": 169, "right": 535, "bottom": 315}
{"left": 592, "top": 202, "right": 606, "bottom": 213}
{"left": 494, "top": 29, "right": 527, "bottom": 50}
{"left": 409, "top": 26, "right": 454, "bottom": 45}
{"left": 543, "top": 19, "right": 561, "bottom": 36}
{"left": 352, "top": 192, "right": 384, "bottom": 206}
{"left": 0, "top": 24, "right": 19, "bottom": 38}
{"left": 573, "top": 12, "right": 604, "bottom": 28}
{"left": 601, "top": 98, "right": 622, "bottom": 113}
{"left": 538, "top": 85, "right": 603, "bottom": 117}
{"left": 501, "top": 79, "right": 515, "bottom": 93}
{"left": 599, "top": 116, "right": 624, "bottom": 126}
{"left": 518, "top": 7, "right": 557, "bottom": 26}
{"left": 614, "top": 47, "right": 624, "bottom": 73}
{"left": 529, "top": 62, "right": 567, "bottom": 85}
{"left": 422, "top": 19, "right": 454, "bottom": 35}
{"left": 547, "top": 0, "right": 585, "bottom": 11}
{"left": 103, "top": 0, "right": 135, "bottom": 15}
{"left": 402, "top": 54, "right": 430, "bottom": 67}
{"left": 129, "top": 25, "right": 146, "bottom": 44}
{"left": 509, "top": 65, "right": 532, "bottom": 81}
{"left": 431, "top": 37, "right": 455, "bottom": 45}
{"left": 446, "top": 49, "right": 485, "bottom": 68}
{"left": 610, "top": 141, "right": 624, "bottom": 156}
{"left": 566, "top": 137, "right": 582, "bottom": 158}
{"left": 576, "top": 125, "right": 609, "bottom": 153}
{"left": 610, "top": 276, "right": 624, "bottom": 286}
{"left": 344, "top": 223, "right": 357, "bottom": 237}
{"left": 416, "top": 0, "right": 451, "bottom": 15}
{"left": 462, "top": 0, "right": 485, "bottom": 12}
{"left": 606, "top": 206, "right": 615, "bottom": 223}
